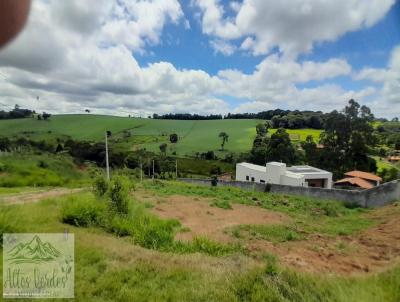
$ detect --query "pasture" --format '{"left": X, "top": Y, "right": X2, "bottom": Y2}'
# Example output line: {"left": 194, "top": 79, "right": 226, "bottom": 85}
{"left": 0, "top": 115, "right": 322, "bottom": 156}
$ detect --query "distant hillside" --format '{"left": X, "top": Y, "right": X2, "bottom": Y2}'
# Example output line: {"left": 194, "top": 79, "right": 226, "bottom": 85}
{"left": 0, "top": 114, "right": 321, "bottom": 156}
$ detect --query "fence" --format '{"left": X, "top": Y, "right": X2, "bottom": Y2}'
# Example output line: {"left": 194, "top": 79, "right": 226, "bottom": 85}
{"left": 178, "top": 178, "right": 400, "bottom": 208}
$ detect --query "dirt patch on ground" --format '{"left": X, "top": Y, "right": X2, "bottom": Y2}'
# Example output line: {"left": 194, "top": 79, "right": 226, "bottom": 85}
{"left": 248, "top": 203, "right": 400, "bottom": 275}
{"left": 152, "top": 195, "right": 289, "bottom": 242}
{"left": 0, "top": 188, "right": 84, "bottom": 204}
{"left": 149, "top": 194, "right": 400, "bottom": 275}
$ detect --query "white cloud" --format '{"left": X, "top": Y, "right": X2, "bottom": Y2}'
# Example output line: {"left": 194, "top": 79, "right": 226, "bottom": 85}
{"left": 0, "top": 0, "right": 395, "bottom": 118}
{"left": 355, "top": 46, "right": 400, "bottom": 111}
{"left": 210, "top": 39, "right": 236, "bottom": 56}
{"left": 194, "top": 0, "right": 395, "bottom": 57}
{"left": 193, "top": 0, "right": 241, "bottom": 39}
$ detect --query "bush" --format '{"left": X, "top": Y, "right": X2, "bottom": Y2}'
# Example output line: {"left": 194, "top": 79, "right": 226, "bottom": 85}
{"left": 108, "top": 176, "right": 130, "bottom": 215}
{"left": 211, "top": 175, "right": 218, "bottom": 187}
{"left": 93, "top": 176, "right": 108, "bottom": 197}
{"left": 61, "top": 195, "right": 106, "bottom": 227}
{"left": 37, "top": 160, "right": 49, "bottom": 168}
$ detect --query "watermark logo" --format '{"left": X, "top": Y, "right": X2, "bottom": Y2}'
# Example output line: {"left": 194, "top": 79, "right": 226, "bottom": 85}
{"left": 3, "top": 233, "right": 74, "bottom": 299}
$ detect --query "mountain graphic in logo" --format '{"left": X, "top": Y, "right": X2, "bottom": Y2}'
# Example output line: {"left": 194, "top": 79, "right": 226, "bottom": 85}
{"left": 7, "top": 235, "right": 61, "bottom": 264}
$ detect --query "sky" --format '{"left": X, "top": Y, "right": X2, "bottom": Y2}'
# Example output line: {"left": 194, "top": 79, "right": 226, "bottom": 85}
{"left": 0, "top": 0, "right": 399, "bottom": 118}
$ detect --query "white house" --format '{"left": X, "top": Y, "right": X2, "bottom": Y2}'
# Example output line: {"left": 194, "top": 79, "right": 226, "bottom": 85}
{"left": 236, "top": 162, "right": 333, "bottom": 189}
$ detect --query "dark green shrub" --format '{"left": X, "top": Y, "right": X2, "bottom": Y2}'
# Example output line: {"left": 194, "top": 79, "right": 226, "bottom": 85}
{"left": 93, "top": 176, "right": 108, "bottom": 197}
{"left": 37, "top": 160, "right": 49, "bottom": 168}
{"left": 108, "top": 176, "right": 130, "bottom": 215}
{"left": 211, "top": 175, "right": 218, "bottom": 187}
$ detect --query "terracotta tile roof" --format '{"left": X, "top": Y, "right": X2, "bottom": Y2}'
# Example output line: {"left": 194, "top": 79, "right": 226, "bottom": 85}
{"left": 344, "top": 171, "right": 382, "bottom": 182}
{"left": 335, "top": 177, "right": 374, "bottom": 189}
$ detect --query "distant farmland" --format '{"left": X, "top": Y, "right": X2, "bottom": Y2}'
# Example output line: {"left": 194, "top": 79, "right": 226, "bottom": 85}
{"left": 0, "top": 115, "right": 322, "bottom": 156}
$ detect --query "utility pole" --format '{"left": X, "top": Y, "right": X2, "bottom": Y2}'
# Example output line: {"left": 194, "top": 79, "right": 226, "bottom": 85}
{"left": 140, "top": 162, "right": 143, "bottom": 183}
{"left": 175, "top": 160, "right": 178, "bottom": 179}
{"left": 105, "top": 132, "right": 110, "bottom": 181}
{"left": 152, "top": 160, "right": 155, "bottom": 180}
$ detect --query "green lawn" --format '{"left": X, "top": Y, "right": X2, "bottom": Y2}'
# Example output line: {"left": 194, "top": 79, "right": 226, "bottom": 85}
{"left": 0, "top": 115, "right": 322, "bottom": 156}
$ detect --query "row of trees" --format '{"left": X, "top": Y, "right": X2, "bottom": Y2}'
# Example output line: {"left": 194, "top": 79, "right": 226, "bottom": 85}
{"left": 152, "top": 110, "right": 328, "bottom": 129}
{"left": 0, "top": 104, "right": 34, "bottom": 119}
{"left": 153, "top": 113, "right": 223, "bottom": 120}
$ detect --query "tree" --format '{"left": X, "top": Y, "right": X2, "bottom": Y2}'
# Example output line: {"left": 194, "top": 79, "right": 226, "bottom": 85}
{"left": 219, "top": 132, "right": 229, "bottom": 151}
{"left": 55, "top": 144, "right": 63, "bottom": 153}
{"left": 250, "top": 121, "right": 272, "bottom": 165}
{"left": 42, "top": 112, "right": 51, "bottom": 120}
{"left": 256, "top": 123, "right": 267, "bottom": 136}
{"left": 85, "top": 109, "right": 91, "bottom": 113}
{"left": 301, "top": 135, "right": 318, "bottom": 166}
{"left": 266, "top": 128, "right": 297, "bottom": 164}
{"left": 170, "top": 133, "right": 178, "bottom": 143}
{"left": 159, "top": 143, "right": 167, "bottom": 155}
{"left": 319, "top": 99, "right": 377, "bottom": 178}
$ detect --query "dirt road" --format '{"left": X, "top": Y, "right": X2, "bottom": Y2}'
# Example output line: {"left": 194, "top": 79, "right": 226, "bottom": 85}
{"left": 0, "top": 188, "right": 84, "bottom": 204}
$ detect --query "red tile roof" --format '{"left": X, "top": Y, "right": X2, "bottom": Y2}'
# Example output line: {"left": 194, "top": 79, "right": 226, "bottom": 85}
{"left": 335, "top": 177, "right": 374, "bottom": 189}
{"left": 344, "top": 171, "right": 382, "bottom": 182}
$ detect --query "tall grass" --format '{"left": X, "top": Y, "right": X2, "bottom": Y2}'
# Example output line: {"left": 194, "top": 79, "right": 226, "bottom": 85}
{"left": 60, "top": 191, "right": 240, "bottom": 256}
{"left": 0, "top": 153, "right": 90, "bottom": 187}
{"left": 231, "top": 224, "right": 304, "bottom": 243}
{"left": 0, "top": 205, "right": 20, "bottom": 244}
{"left": 61, "top": 194, "right": 106, "bottom": 227}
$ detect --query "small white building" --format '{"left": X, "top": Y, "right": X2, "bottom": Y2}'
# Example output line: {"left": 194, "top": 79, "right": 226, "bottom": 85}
{"left": 236, "top": 162, "right": 332, "bottom": 189}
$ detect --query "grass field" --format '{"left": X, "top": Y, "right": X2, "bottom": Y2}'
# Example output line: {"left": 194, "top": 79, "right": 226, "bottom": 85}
{"left": 0, "top": 181, "right": 399, "bottom": 301}
{"left": 0, "top": 115, "right": 322, "bottom": 156}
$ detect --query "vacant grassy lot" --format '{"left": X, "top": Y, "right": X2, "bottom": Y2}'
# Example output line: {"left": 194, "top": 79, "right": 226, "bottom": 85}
{"left": 0, "top": 115, "right": 322, "bottom": 156}
{"left": 0, "top": 181, "right": 399, "bottom": 301}
{"left": 0, "top": 153, "right": 90, "bottom": 187}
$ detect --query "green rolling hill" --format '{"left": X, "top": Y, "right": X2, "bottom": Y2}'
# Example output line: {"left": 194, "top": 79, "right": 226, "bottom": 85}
{"left": 0, "top": 115, "right": 322, "bottom": 156}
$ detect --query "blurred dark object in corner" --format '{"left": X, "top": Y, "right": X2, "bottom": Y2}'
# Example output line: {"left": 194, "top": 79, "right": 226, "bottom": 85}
{"left": 0, "top": 0, "right": 31, "bottom": 48}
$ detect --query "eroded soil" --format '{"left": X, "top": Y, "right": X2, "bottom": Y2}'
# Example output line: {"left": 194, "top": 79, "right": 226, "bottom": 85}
{"left": 152, "top": 195, "right": 289, "bottom": 242}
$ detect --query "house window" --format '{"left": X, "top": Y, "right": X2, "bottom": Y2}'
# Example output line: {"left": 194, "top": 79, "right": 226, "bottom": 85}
{"left": 246, "top": 176, "right": 249, "bottom": 181}
{"left": 251, "top": 177, "right": 255, "bottom": 182}
{"left": 260, "top": 180, "right": 265, "bottom": 183}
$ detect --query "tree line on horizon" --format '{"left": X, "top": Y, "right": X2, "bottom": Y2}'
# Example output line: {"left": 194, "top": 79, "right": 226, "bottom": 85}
{"left": 153, "top": 110, "right": 338, "bottom": 130}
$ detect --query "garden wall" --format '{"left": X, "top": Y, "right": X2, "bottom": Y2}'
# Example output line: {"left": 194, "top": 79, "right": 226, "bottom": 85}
{"left": 178, "top": 178, "right": 400, "bottom": 208}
